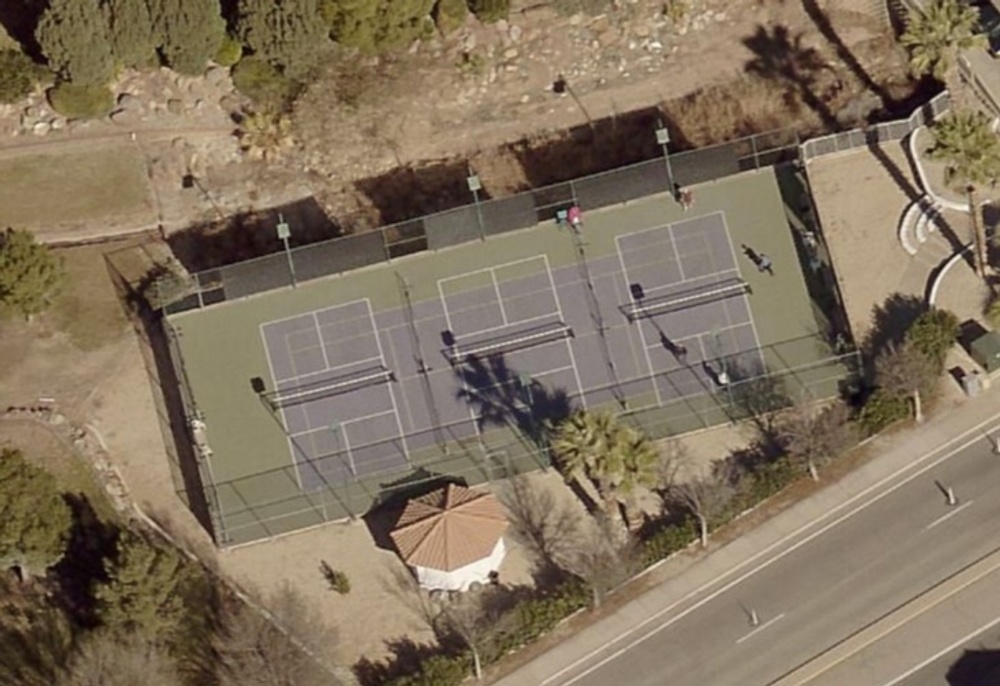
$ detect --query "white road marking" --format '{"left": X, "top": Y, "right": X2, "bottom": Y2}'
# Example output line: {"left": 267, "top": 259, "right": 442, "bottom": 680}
{"left": 924, "top": 500, "right": 973, "bottom": 531}
{"left": 736, "top": 613, "right": 787, "bottom": 645}
{"left": 879, "top": 613, "right": 1000, "bottom": 686}
{"left": 543, "top": 411, "right": 1000, "bottom": 686}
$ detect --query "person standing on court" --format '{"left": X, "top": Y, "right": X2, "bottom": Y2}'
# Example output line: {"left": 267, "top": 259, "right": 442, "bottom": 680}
{"left": 757, "top": 254, "right": 773, "bottom": 276}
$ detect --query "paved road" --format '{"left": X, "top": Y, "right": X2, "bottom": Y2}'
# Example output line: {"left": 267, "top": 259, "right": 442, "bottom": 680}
{"left": 897, "top": 626, "right": 1000, "bottom": 686}
{"left": 515, "top": 408, "right": 1000, "bottom": 686}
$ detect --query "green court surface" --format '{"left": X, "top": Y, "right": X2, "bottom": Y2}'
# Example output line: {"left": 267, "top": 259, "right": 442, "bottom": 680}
{"left": 167, "top": 166, "right": 855, "bottom": 546}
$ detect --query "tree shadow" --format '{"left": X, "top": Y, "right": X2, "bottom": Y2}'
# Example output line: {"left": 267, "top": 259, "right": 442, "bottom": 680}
{"left": 801, "top": 0, "right": 894, "bottom": 109}
{"left": 101, "top": 255, "right": 216, "bottom": 540}
{"left": 743, "top": 24, "right": 840, "bottom": 131}
{"left": 51, "top": 493, "right": 121, "bottom": 629}
{"left": 0, "top": 0, "right": 45, "bottom": 60}
{"left": 454, "top": 353, "right": 574, "bottom": 447}
{"left": 861, "top": 293, "right": 927, "bottom": 375}
{"left": 868, "top": 139, "right": 923, "bottom": 204}
{"left": 727, "top": 359, "right": 793, "bottom": 443}
{"left": 947, "top": 648, "right": 1000, "bottom": 685}
{"left": 508, "top": 105, "right": 675, "bottom": 189}
{"left": 353, "top": 636, "right": 466, "bottom": 686}
{"left": 353, "top": 158, "right": 482, "bottom": 226}
{"left": 167, "top": 195, "right": 341, "bottom": 273}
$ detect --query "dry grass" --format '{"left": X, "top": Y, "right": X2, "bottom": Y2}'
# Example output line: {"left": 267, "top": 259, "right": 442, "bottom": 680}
{"left": 47, "top": 243, "right": 130, "bottom": 351}
{"left": 0, "top": 143, "right": 150, "bottom": 230}
{"left": 0, "top": 419, "right": 118, "bottom": 521}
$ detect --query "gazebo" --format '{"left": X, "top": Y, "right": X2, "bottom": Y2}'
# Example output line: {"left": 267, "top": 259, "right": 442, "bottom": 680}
{"left": 389, "top": 483, "right": 509, "bottom": 591}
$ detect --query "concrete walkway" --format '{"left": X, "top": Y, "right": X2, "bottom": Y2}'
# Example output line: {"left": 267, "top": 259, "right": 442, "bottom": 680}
{"left": 491, "top": 385, "right": 1000, "bottom": 686}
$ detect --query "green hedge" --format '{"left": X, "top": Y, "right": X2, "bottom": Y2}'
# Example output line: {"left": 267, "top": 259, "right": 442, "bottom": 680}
{"left": 468, "top": 0, "right": 509, "bottom": 23}
{"left": 231, "top": 57, "right": 299, "bottom": 109}
{"left": 47, "top": 82, "right": 114, "bottom": 119}
{"left": 640, "top": 517, "right": 698, "bottom": 567}
{"left": 858, "top": 389, "right": 909, "bottom": 435}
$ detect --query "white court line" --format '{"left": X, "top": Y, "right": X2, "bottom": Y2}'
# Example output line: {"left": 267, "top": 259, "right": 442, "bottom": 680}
{"left": 925, "top": 500, "right": 973, "bottom": 531}
{"left": 311, "top": 312, "right": 332, "bottom": 369}
{"left": 364, "top": 299, "right": 412, "bottom": 465}
{"left": 491, "top": 268, "right": 508, "bottom": 326}
{"left": 736, "top": 613, "right": 786, "bottom": 645}
{"left": 879, "top": 613, "right": 1000, "bottom": 686}
{"left": 290, "top": 408, "right": 400, "bottom": 439}
{"left": 615, "top": 235, "right": 665, "bottom": 408}
{"left": 258, "top": 320, "right": 306, "bottom": 491}
{"left": 543, "top": 412, "right": 1000, "bottom": 686}
{"left": 544, "top": 254, "right": 587, "bottom": 408}
{"left": 638, "top": 268, "right": 742, "bottom": 299}
{"left": 437, "top": 276, "right": 484, "bottom": 442}
{"left": 261, "top": 298, "right": 371, "bottom": 328}
{"left": 384, "top": 330, "right": 415, "bottom": 429}
{"left": 451, "top": 312, "right": 561, "bottom": 342}
{"left": 721, "top": 212, "right": 765, "bottom": 376}
{"left": 436, "top": 254, "right": 549, "bottom": 290}
{"left": 273, "top": 355, "right": 386, "bottom": 388}
{"left": 666, "top": 222, "right": 687, "bottom": 282}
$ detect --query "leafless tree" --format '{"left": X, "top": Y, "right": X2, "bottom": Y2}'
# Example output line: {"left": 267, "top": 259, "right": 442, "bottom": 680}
{"left": 435, "top": 590, "right": 502, "bottom": 681}
{"left": 57, "top": 630, "right": 181, "bottom": 686}
{"left": 668, "top": 474, "right": 735, "bottom": 548}
{"left": 215, "top": 585, "right": 340, "bottom": 686}
{"left": 557, "top": 514, "right": 639, "bottom": 610}
{"left": 875, "top": 342, "right": 938, "bottom": 423}
{"left": 496, "top": 475, "right": 583, "bottom": 580}
{"left": 781, "top": 400, "right": 859, "bottom": 481}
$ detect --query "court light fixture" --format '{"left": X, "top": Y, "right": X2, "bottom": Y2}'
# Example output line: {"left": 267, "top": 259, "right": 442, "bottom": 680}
{"left": 276, "top": 213, "right": 297, "bottom": 289}
{"left": 655, "top": 120, "right": 677, "bottom": 203}
{"left": 467, "top": 170, "right": 486, "bottom": 241}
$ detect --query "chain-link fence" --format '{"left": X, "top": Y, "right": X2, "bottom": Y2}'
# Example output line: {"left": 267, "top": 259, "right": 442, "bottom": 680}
{"left": 161, "top": 129, "right": 800, "bottom": 315}
{"left": 205, "top": 337, "right": 859, "bottom": 545}
{"left": 800, "top": 91, "right": 950, "bottom": 160}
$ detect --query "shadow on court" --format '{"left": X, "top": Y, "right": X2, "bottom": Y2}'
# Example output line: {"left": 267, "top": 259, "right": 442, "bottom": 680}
{"left": 454, "top": 353, "right": 574, "bottom": 447}
{"left": 947, "top": 648, "right": 1000, "bottom": 685}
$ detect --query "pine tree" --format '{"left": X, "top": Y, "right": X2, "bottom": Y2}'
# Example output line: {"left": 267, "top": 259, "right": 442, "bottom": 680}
{"left": 0, "top": 49, "right": 44, "bottom": 104}
{"left": 0, "top": 448, "right": 73, "bottom": 580}
{"left": 103, "top": 0, "right": 158, "bottom": 70}
{"left": 36, "top": 0, "right": 115, "bottom": 86}
{"left": 237, "top": 0, "right": 330, "bottom": 79}
{"left": 149, "top": 0, "right": 225, "bottom": 75}
{"left": 0, "top": 228, "right": 65, "bottom": 320}
{"left": 96, "top": 532, "right": 198, "bottom": 640}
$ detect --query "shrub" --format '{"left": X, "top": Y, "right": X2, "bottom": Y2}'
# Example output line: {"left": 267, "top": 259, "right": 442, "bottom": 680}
{"left": 214, "top": 33, "right": 243, "bottom": 67}
{"left": 435, "top": 0, "right": 468, "bottom": 34}
{"left": 468, "top": 0, "right": 509, "bottom": 24}
{"left": 640, "top": 517, "right": 698, "bottom": 567}
{"left": 385, "top": 654, "right": 470, "bottom": 686}
{"left": 47, "top": 82, "right": 114, "bottom": 119}
{"left": 724, "top": 454, "right": 799, "bottom": 515}
{"left": 231, "top": 57, "right": 300, "bottom": 109}
{"left": 319, "top": 561, "right": 350, "bottom": 594}
{"left": 858, "top": 388, "right": 910, "bottom": 435}
{"left": 905, "top": 307, "right": 959, "bottom": 369}
{"left": 0, "top": 49, "right": 43, "bottom": 104}
{"left": 987, "top": 296, "right": 1000, "bottom": 330}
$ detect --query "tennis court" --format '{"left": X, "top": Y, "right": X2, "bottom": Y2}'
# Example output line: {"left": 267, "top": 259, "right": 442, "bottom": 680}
{"left": 167, "top": 167, "right": 845, "bottom": 544}
{"left": 252, "top": 211, "right": 769, "bottom": 493}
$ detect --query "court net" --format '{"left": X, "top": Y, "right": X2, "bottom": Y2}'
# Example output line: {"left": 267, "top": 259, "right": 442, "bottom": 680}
{"left": 446, "top": 322, "right": 574, "bottom": 365}
{"left": 264, "top": 365, "right": 394, "bottom": 409}
{"left": 624, "top": 278, "right": 749, "bottom": 322}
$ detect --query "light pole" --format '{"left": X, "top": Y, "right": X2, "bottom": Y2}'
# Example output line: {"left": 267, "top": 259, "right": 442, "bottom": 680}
{"left": 277, "top": 213, "right": 296, "bottom": 288}
{"left": 655, "top": 121, "right": 676, "bottom": 202}
{"left": 468, "top": 171, "right": 485, "bottom": 241}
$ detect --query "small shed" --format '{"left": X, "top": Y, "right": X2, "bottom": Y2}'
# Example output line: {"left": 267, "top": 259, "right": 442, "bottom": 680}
{"left": 971, "top": 330, "right": 1000, "bottom": 373}
{"left": 389, "top": 483, "right": 508, "bottom": 591}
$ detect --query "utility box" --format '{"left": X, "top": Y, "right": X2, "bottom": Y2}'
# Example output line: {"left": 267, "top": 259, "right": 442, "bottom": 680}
{"left": 971, "top": 330, "right": 1000, "bottom": 373}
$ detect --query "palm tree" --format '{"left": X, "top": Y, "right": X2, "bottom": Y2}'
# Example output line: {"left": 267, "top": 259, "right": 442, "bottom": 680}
{"left": 550, "top": 411, "right": 658, "bottom": 532}
{"left": 901, "top": 0, "right": 985, "bottom": 109}
{"left": 927, "top": 110, "right": 1000, "bottom": 276}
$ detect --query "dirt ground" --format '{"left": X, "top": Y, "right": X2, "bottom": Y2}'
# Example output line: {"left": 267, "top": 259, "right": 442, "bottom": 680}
{"left": 0, "top": 0, "right": 928, "bottom": 673}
